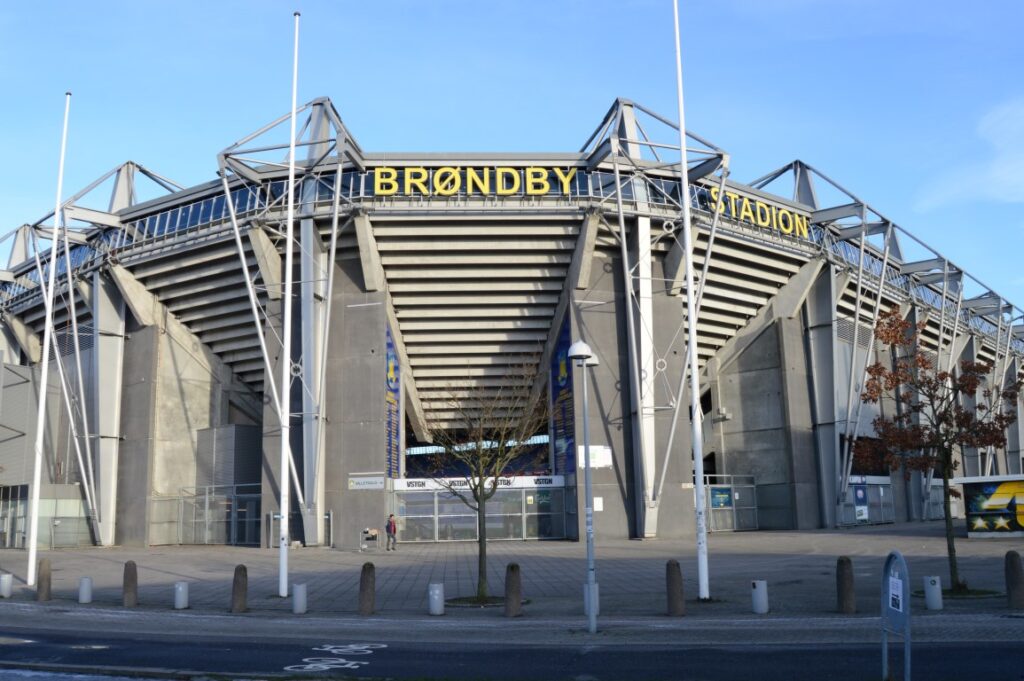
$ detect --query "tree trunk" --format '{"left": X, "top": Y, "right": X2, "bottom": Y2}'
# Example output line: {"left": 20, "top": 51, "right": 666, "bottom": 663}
{"left": 476, "top": 495, "right": 488, "bottom": 602}
{"left": 940, "top": 460, "right": 963, "bottom": 591}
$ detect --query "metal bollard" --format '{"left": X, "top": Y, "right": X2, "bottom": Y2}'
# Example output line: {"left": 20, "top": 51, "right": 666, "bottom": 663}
{"left": 924, "top": 576, "right": 943, "bottom": 610}
{"left": 292, "top": 583, "right": 307, "bottom": 615}
{"left": 78, "top": 577, "right": 93, "bottom": 604}
{"left": 174, "top": 581, "right": 189, "bottom": 610}
{"left": 0, "top": 574, "right": 12, "bottom": 599}
{"left": 751, "top": 580, "right": 769, "bottom": 614}
{"left": 428, "top": 582, "right": 445, "bottom": 616}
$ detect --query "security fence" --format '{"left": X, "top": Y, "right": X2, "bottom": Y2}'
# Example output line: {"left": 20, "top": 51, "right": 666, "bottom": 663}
{"left": 149, "top": 484, "right": 261, "bottom": 546}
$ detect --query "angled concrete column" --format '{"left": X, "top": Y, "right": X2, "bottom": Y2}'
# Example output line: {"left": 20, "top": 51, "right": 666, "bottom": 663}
{"left": 1004, "top": 358, "right": 1023, "bottom": 475}
{"left": 299, "top": 210, "right": 326, "bottom": 546}
{"left": 90, "top": 272, "right": 126, "bottom": 547}
{"left": 958, "top": 336, "right": 981, "bottom": 476}
{"left": 803, "top": 266, "right": 839, "bottom": 527}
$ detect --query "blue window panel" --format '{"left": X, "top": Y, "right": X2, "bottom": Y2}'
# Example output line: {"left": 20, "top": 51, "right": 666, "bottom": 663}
{"left": 166, "top": 208, "right": 181, "bottom": 234}
{"left": 155, "top": 212, "right": 169, "bottom": 236}
{"left": 198, "top": 199, "right": 212, "bottom": 225}
{"left": 212, "top": 195, "right": 225, "bottom": 221}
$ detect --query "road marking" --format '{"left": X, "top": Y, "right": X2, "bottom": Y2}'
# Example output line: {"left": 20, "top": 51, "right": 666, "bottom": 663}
{"left": 284, "top": 643, "right": 387, "bottom": 673}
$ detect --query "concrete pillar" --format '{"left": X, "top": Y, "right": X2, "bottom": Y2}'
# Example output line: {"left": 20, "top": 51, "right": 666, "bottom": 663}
{"left": 91, "top": 271, "right": 126, "bottom": 547}
{"left": 777, "top": 316, "right": 821, "bottom": 529}
{"left": 804, "top": 267, "right": 840, "bottom": 527}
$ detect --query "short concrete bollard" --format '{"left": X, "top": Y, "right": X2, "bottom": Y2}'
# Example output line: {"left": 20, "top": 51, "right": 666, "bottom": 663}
{"left": 428, "top": 582, "right": 445, "bottom": 616}
{"left": 751, "top": 580, "right": 769, "bottom": 614}
{"left": 666, "top": 559, "right": 685, "bottom": 617}
{"left": 836, "top": 556, "right": 856, "bottom": 614}
{"left": 174, "top": 581, "right": 189, "bottom": 609}
{"left": 292, "top": 583, "right": 308, "bottom": 615}
{"left": 123, "top": 560, "right": 138, "bottom": 608}
{"left": 0, "top": 573, "right": 12, "bottom": 599}
{"left": 230, "top": 564, "right": 248, "bottom": 613}
{"left": 924, "top": 575, "right": 943, "bottom": 611}
{"left": 504, "top": 563, "right": 522, "bottom": 618}
{"left": 36, "top": 559, "right": 51, "bottom": 602}
{"left": 1006, "top": 550, "right": 1024, "bottom": 611}
{"left": 358, "top": 562, "right": 375, "bottom": 616}
{"left": 78, "top": 577, "right": 93, "bottom": 604}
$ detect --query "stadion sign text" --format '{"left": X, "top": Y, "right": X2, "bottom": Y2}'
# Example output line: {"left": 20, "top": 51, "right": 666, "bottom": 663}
{"left": 370, "top": 165, "right": 810, "bottom": 240}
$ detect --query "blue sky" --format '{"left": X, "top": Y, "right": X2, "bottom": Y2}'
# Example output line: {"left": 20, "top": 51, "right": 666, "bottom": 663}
{"left": 1, "top": 0, "right": 1022, "bottom": 307}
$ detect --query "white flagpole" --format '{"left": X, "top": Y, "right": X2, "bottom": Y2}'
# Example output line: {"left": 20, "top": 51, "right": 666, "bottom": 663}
{"left": 27, "top": 91, "right": 72, "bottom": 586}
{"left": 672, "top": 0, "right": 710, "bottom": 599}
{"left": 278, "top": 10, "right": 300, "bottom": 599}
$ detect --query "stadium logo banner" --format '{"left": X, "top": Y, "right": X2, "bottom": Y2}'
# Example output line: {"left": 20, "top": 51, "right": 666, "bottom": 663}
{"left": 385, "top": 324, "right": 401, "bottom": 479}
{"left": 549, "top": 318, "right": 575, "bottom": 477}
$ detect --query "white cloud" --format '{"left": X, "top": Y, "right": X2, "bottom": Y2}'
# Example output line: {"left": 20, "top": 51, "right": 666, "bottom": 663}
{"left": 915, "top": 98, "right": 1024, "bottom": 211}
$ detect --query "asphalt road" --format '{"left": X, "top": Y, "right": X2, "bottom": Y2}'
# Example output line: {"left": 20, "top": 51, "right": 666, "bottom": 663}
{"left": 0, "top": 627, "right": 1020, "bottom": 681}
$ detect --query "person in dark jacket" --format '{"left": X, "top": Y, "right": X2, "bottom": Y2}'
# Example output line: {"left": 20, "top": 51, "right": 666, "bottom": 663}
{"left": 385, "top": 514, "right": 397, "bottom": 551}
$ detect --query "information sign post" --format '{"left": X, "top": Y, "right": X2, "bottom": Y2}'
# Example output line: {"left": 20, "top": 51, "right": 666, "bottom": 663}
{"left": 881, "top": 550, "right": 911, "bottom": 680}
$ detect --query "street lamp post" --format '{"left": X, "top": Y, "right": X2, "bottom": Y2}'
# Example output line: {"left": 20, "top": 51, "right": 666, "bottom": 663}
{"left": 568, "top": 339, "right": 598, "bottom": 634}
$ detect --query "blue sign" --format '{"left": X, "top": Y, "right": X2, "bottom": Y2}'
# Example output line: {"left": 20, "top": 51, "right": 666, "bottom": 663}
{"left": 710, "top": 487, "right": 733, "bottom": 509}
{"left": 549, "top": 317, "right": 575, "bottom": 476}
{"left": 385, "top": 324, "right": 401, "bottom": 478}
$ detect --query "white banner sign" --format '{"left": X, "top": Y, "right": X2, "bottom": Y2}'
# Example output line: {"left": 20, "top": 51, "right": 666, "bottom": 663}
{"left": 393, "top": 475, "right": 564, "bottom": 491}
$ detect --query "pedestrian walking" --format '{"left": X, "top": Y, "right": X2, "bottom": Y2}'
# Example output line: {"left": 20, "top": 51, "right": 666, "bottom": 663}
{"left": 385, "top": 513, "right": 397, "bottom": 551}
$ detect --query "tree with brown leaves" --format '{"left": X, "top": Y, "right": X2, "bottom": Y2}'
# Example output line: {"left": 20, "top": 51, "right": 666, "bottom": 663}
{"left": 425, "top": 364, "right": 549, "bottom": 603}
{"left": 858, "top": 308, "right": 1021, "bottom": 591}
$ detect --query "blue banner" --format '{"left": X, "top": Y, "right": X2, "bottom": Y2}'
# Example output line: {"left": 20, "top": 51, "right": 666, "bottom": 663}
{"left": 385, "top": 325, "right": 401, "bottom": 478}
{"left": 550, "top": 317, "right": 575, "bottom": 476}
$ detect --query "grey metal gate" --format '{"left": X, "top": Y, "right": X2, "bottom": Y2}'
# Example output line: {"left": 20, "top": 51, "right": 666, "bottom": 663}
{"left": 705, "top": 475, "right": 758, "bottom": 531}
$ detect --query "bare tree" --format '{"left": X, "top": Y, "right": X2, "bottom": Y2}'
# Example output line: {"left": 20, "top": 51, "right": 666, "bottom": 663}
{"left": 425, "top": 361, "right": 549, "bottom": 604}
{"left": 858, "top": 308, "right": 1021, "bottom": 591}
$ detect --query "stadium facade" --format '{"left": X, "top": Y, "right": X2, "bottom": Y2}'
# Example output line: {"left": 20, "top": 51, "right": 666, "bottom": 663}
{"left": 0, "top": 97, "right": 1021, "bottom": 550}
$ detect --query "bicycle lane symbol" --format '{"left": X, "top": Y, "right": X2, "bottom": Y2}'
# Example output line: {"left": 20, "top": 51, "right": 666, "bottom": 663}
{"left": 284, "top": 643, "right": 388, "bottom": 673}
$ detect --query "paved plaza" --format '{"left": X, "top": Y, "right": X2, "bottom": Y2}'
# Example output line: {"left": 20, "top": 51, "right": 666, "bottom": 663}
{"left": 0, "top": 520, "right": 1020, "bottom": 626}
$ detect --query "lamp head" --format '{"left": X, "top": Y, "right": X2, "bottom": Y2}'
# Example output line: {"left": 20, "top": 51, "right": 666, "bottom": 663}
{"left": 567, "top": 340, "right": 593, "bottom": 362}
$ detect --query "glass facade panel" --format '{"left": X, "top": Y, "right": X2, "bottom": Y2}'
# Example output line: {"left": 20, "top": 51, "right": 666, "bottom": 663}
{"left": 489, "top": 489, "right": 522, "bottom": 514}
{"left": 437, "top": 491, "right": 474, "bottom": 516}
{"left": 485, "top": 514, "right": 523, "bottom": 540}
{"left": 397, "top": 491, "right": 434, "bottom": 517}
{"left": 399, "top": 516, "right": 435, "bottom": 542}
{"left": 437, "top": 515, "right": 476, "bottom": 541}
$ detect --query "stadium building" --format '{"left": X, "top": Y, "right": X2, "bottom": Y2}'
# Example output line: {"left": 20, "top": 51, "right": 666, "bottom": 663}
{"left": 0, "top": 97, "right": 1021, "bottom": 550}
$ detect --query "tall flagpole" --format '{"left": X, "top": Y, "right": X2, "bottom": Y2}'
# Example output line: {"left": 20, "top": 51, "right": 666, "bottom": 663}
{"left": 278, "top": 10, "right": 300, "bottom": 599}
{"left": 27, "top": 91, "right": 72, "bottom": 586}
{"left": 672, "top": 0, "right": 710, "bottom": 599}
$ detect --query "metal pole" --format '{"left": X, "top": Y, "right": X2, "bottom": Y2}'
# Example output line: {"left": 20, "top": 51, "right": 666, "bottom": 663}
{"left": 672, "top": 0, "right": 709, "bottom": 600}
{"left": 27, "top": 92, "right": 71, "bottom": 586}
{"left": 58, "top": 211, "right": 100, "bottom": 541}
{"left": 838, "top": 222, "right": 868, "bottom": 503}
{"left": 580, "top": 357, "right": 596, "bottom": 634}
{"left": 278, "top": 11, "right": 300, "bottom": 599}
